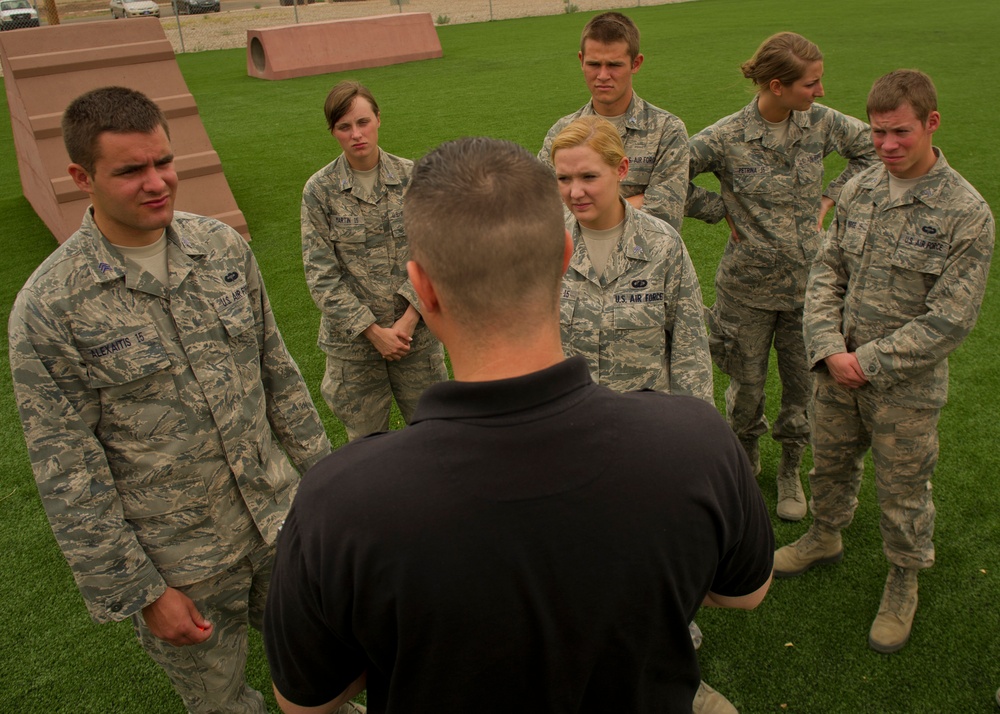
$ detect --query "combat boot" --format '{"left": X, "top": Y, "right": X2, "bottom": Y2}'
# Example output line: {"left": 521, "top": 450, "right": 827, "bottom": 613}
{"left": 775, "top": 443, "right": 807, "bottom": 521}
{"left": 692, "top": 680, "right": 738, "bottom": 714}
{"left": 772, "top": 524, "right": 843, "bottom": 578}
{"left": 868, "top": 565, "right": 918, "bottom": 654}
{"left": 739, "top": 437, "right": 760, "bottom": 477}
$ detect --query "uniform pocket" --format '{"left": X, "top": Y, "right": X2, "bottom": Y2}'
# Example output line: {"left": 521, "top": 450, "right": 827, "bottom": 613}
{"left": 607, "top": 299, "right": 666, "bottom": 390}
{"left": 334, "top": 222, "right": 374, "bottom": 278}
{"left": 118, "top": 475, "right": 208, "bottom": 519}
{"left": 213, "top": 282, "right": 261, "bottom": 396}
{"left": 80, "top": 326, "right": 188, "bottom": 440}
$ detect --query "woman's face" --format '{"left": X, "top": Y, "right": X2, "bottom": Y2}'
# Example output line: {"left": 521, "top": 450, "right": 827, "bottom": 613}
{"left": 332, "top": 96, "right": 381, "bottom": 171}
{"left": 554, "top": 143, "right": 628, "bottom": 230}
{"left": 775, "top": 60, "right": 825, "bottom": 112}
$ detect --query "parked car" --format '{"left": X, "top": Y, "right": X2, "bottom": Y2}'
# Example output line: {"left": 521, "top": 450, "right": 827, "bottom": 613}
{"left": 109, "top": 0, "right": 160, "bottom": 18}
{"left": 0, "top": 0, "right": 40, "bottom": 30}
{"left": 175, "top": 0, "right": 219, "bottom": 14}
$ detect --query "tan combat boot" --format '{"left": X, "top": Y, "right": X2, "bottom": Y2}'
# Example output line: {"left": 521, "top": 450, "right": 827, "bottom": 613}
{"left": 692, "top": 680, "right": 738, "bottom": 714}
{"left": 868, "top": 565, "right": 918, "bottom": 653}
{"left": 775, "top": 443, "right": 807, "bottom": 521}
{"left": 739, "top": 437, "right": 760, "bottom": 477}
{"left": 773, "top": 524, "right": 843, "bottom": 578}
{"left": 335, "top": 703, "right": 366, "bottom": 714}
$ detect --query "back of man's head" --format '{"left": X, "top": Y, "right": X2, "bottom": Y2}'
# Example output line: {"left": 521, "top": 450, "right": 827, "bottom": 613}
{"left": 62, "top": 86, "right": 169, "bottom": 174}
{"left": 581, "top": 11, "right": 640, "bottom": 60}
{"left": 404, "top": 137, "right": 566, "bottom": 328}
{"left": 867, "top": 69, "right": 938, "bottom": 123}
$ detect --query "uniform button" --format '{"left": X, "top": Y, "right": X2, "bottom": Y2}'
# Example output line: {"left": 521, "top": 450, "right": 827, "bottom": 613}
{"left": 867, "top": 365, "right": 876, "bottom": 373}
{"left": 110, "top": 602, "right": 122, "bottom": 612}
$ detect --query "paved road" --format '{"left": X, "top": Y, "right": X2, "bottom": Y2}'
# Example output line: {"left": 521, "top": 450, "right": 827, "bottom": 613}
{"left": 58, "top": 0, "right": 289, "bottom": 22}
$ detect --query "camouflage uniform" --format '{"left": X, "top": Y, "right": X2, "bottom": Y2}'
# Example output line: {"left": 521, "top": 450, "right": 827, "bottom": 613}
{"left": 804, "top": 150, "right": 994, "bottom": 568}
{"left": 560, "top": 202, "right": 713, "bottom": 403}
{"left": 687, "top": 99, "right": 876, "bottom": 447}
{"left": 538, "top": 93, "right": 690, "bottom": 232}
{"left": 8, "top": 210, "right": 331, "bottom": 712}
{"left": 302, "top": 151, "right": 447, "bottom": 441}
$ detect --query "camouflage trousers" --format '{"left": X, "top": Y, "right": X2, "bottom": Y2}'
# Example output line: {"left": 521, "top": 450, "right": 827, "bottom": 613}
{"left": 132, "top": 541, "right": 274, "bottom": 714}
{"left": 810, "top": 372, "right": 938, "bottom": 569}
{"left": 707, "top": 294, "right": 810, "bottom": 446}
{"left": 322, "top": 345, "right": 448, "bottom": 442}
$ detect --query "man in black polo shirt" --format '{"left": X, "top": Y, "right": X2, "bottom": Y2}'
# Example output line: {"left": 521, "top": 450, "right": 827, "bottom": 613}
{"left": 263, "top": 138, "right": 774, "bottom": 714}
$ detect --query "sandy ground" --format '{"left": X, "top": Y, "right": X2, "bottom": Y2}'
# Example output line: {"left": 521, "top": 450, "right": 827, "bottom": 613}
{"left": 92, "top": 0, "right": 689, "bottom": 54}
{"left": 158, "top": 0, "right": 690, "bottom": 53}
{"left": 0, "top": 0, "right": 689, "bottom": 76}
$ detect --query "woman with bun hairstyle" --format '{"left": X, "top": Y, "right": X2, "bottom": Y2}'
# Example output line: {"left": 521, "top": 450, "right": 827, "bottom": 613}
{"left": 686, "top": 32, "right": 876, "bottom": 522}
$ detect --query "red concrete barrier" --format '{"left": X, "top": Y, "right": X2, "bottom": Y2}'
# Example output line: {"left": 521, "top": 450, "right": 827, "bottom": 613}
{"left": 247, "top": 12, "right": 442, "bottom": 81}
{"left": 0, "top": 18, "right": 250, "bottom": 244}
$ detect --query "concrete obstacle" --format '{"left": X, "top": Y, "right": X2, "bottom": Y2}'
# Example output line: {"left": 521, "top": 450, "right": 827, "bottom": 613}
{"left": 0, "top": 18, "right": 250, "bottom": 243}
{"left": 247, "top": 12, "right": 442, "bottom": 81}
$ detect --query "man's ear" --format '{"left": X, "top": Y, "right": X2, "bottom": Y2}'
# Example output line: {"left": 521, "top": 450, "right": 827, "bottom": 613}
{"left": 925, "top": 110, "right": 941, "bottom": 134}
{"left": 562, "top": 230, "right": 573, "bottom": 275}
{"left": 68, "top": 163, "right": 94, "bottom": 195}
{"left": 407, "top": 260, "right": 440, "bottom": 315}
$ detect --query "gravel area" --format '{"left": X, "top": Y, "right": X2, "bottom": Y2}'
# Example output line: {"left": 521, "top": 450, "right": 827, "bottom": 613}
{"left": 153, "top": 0, "right": 691, "bottom": 54}
{"left": 0, "top": 0, "right": 689, "bottom": 75}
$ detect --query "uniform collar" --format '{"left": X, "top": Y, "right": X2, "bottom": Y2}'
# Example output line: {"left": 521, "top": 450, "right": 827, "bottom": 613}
{"left": 743, "top": 97, "right": 815, "bottom": 144}
{"left": 333, "top": 150, "right": 404, "bottom": 195}
{"left": 862, "top": 147, "right": 950, "bottom": 209}
{"left": 585, "top": 93, "right": 643, "bottom": 131}
{"left": 78, "top": 208, "right": 207, "bottom": 290}
{"left": 569, "top": 201, "right": 651, "bottom": 287}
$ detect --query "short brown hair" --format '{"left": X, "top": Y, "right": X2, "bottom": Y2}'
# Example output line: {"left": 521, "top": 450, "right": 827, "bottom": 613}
{"left": 324, "top": 80, "right": 380, "bottom": 131}
{"left": 405, "top": 138, "right": 566, "bottom": 327}
{"left": 551, "top": 115, "right": 626, "bottom": 170}
{"left": 581, "top": 11, "right": 640, "bottom": 61}
{"left": 62, "top": 86, "right": 169, "bottom": 174}
{"left": 867, "top": 69, "right": 938, "bottom": 123}
{"left": 741, "top": 32, "right": 822, "bottom": 88}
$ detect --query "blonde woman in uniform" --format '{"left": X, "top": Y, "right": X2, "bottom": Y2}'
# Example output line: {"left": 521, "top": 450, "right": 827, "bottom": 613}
{"left": 554, "top": 116, "right": 734, "bottom": 714}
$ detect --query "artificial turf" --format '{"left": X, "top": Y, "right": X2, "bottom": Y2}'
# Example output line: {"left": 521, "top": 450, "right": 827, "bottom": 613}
{"left": 1, "top": 0, "right": 998, "bottom": 710}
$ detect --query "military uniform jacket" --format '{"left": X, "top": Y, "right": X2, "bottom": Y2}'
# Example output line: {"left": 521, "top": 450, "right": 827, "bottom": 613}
{"left": 804, "top": 150, "right": 995, "bottom": 408}
{"left": 302, "top": 151, "right": 435, "bottom": 360}
{"left": 688, "top": 99, "right": 876, "bottom": 310}
{"left": 560, "top": 202, "right": 713, "bottom": 403}
{"left": 538, "top": 93, "right": 689, "bottom": 232}
{"left": 9, "top": 211, "right": 331, "bottom": 623}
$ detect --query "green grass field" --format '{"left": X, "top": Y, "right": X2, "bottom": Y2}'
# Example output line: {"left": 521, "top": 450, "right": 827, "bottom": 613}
{"left": 1, "top": 0, "right": 998, "bottom": 710}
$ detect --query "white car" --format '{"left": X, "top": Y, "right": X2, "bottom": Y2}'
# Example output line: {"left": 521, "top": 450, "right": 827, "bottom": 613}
{"left": 110, "top": 0, "right": 160, "bottom": 18}
{"left": 0, "top": 0, "right": 40, "bottom": 30}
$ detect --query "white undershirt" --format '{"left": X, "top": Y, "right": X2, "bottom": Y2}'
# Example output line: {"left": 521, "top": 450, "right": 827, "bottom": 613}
{"left": 581, "top": 220, "right": 625, "bottom": 278}
{"left": 352, "top": 165, "right": 379, "bottom": 193}
{"left": 116, "top": 231, "right": 168, "bottom": 286}
{"left": 763, "top": 116, "right": 790, "bottom": 143}
{"left": 599, "top": 111, "right": 628, "bottom": 134}
{"left": 888, "top": 173, "right": 923, "bottom": 202}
